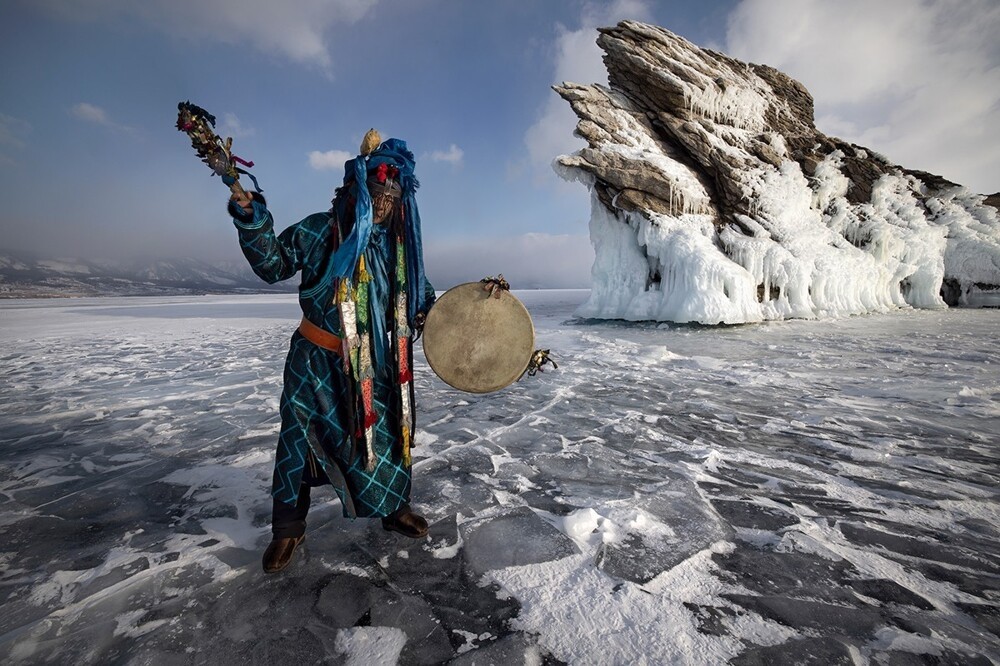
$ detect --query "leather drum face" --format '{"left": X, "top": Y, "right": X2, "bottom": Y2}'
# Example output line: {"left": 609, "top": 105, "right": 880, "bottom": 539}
{"left": 422, "top": 283, "right": 535, "bottom": 393}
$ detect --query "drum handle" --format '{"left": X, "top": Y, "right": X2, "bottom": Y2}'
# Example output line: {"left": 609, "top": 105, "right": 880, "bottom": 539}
{"left": 480, "top": 274, "right": 511, "bottom": 299}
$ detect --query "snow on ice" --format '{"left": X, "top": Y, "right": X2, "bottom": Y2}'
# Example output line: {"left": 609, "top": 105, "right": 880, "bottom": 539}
{"left": 1, "top": 293, "right": 999, "bottom": 664}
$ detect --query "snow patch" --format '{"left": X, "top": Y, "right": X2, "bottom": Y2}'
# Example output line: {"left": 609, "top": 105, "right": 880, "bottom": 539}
{"left": 334, "top": 627, "right": 407, "bottom": 666}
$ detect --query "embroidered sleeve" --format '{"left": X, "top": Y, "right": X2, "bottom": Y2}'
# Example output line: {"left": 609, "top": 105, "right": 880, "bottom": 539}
{"left": 232, "top": 201, "right": 317, "bottom": 284}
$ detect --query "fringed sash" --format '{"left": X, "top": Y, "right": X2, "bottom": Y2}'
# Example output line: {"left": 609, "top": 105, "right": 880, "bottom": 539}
{"left": 336, "top": 228, "right": 416, "bottom": 471}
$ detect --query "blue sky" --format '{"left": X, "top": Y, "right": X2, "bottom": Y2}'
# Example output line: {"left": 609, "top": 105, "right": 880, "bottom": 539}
{"left": 1, "top": 0, "right": 997, "bottom": 289}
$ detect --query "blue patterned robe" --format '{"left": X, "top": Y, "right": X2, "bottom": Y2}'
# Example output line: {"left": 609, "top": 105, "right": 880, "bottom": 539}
{"left": 232, "top": 200, "right": 433, "bottom": 517}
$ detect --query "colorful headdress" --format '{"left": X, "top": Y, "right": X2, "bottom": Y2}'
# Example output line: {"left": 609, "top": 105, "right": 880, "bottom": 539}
{"left": 330, "top": 133, "right": 431, "bottom": 325}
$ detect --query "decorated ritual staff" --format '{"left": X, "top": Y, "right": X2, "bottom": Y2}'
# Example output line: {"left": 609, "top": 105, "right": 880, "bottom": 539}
{"left": 228, "top": 131, "right": 436, "bottom": 574}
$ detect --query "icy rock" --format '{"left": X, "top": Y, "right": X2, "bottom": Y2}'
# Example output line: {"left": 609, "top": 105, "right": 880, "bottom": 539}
{"left": 460, "top": 507, "right": 580, "bottom": 575}
{"left": 556, "top": 20, "right": 1000, "bottom": 323}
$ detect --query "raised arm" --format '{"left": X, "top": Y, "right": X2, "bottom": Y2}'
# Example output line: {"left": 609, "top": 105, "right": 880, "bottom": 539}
{"left": 229, "top": 193, "right": 315, "bottom": 284}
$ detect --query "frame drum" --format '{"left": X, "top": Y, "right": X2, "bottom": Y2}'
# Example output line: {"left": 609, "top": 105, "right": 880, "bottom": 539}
{"left": 422, "top": 283, "right": 535, "bottom": 393}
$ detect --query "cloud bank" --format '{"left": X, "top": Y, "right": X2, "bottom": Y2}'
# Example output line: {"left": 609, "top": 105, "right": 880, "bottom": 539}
{"left": 727, "top": 0, "right": 1000, "bottom": 194}
{"left": 35, "top": 0, "right": 378, "bottom": 74}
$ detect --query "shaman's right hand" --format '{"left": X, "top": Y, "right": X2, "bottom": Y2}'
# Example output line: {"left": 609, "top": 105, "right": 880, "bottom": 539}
{"left": 230, "top": 189, "right": 254, "bottom": 215}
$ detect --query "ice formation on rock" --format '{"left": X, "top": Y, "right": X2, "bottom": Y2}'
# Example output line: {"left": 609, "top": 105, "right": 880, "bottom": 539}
{"left": 557, "top": 21, "right": 1000, "bottom": 324}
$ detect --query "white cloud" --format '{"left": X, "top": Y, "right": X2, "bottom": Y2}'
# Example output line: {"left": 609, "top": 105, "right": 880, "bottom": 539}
{"left": 308, "top": 149, "right": 353, "bottom": 171}
{"left": 727, "top": 0, "right": 1000, "bottom": 193}
{"left": 35, "top": 0, "right": 379, "bottom": 74}
{"left": 523, "top": 0, "right": 652, "bottom": 188}
{"left": 71, "top": 102, "right": 137, "bottom": 135}
{"left": 429, "top": 144, "right": 464, "bottom": 166}
{"left": 220, "top": 113, "right": 255, "bottom": 138}
{"left": 424, "top": 233, "right": 594, "bottom": 289}
{"left": 71, "top": 102, "right": 109, "bottom": 125}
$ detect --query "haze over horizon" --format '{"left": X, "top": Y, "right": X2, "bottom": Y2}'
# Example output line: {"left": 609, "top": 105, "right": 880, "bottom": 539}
{"left": 2, "top": 0, "right": 997, "bottom": 290}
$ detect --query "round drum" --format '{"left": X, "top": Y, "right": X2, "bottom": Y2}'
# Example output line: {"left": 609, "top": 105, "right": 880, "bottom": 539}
{"left": 422, "top": 282, "right": 535, "bottom": 393}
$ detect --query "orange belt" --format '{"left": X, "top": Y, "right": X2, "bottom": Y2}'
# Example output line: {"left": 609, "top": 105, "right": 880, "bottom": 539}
{"left": 298, "top": 317, "right": 343, "bottom": 355}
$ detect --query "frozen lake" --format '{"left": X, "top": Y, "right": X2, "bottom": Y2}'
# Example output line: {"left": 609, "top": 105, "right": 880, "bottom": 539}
{"left": 1, "top": 292, "right": 998, "bottom": 664}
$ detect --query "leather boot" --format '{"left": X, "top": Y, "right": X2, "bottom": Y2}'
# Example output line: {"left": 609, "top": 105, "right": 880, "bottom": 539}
{"left": 381, "top": 505, "right": 429, "bottom": 539}
{"left": 262, "top": 535, "right": 305, "bottom": 573}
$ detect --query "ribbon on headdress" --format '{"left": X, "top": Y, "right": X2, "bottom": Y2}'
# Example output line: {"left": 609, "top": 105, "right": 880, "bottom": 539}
{"left": 329, "top": 139, "right": 432, "bottom": 326}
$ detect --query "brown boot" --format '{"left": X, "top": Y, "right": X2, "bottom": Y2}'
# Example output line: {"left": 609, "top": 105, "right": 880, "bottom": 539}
{"left": 381, "top": 506, "right": 429, "bottom": 539}
{"left": 262, "top": 535, "right": 305, "bottom": 573}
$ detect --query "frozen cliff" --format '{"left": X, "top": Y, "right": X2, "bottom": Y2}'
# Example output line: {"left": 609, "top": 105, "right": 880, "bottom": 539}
{"left": 556, "top": 21, "right": 1000, "bottom": 324}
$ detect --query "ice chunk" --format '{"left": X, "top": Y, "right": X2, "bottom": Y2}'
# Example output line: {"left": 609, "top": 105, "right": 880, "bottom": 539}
{"left": 595, "top": 493, "right": 731, "bottom": 584}
{"left": 461, "top": 507, "right": 580, "bottom": 575}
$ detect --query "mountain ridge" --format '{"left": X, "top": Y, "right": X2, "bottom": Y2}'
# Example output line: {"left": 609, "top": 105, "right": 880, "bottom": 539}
{"left": 0, "top": 249, "right": 295, "bottom": 298}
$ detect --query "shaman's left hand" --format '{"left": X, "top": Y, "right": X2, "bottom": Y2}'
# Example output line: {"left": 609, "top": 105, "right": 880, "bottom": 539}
{"left": 413, "top": 312, "right": 427, "bottom": 339}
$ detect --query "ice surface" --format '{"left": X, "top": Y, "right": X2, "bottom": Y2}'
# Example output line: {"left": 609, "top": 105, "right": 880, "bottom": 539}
{"left": 1, "top": 293, "right": 999, "bottom": 664}
{"left": 460, "top": 507, "right": 580, "bottom": 575}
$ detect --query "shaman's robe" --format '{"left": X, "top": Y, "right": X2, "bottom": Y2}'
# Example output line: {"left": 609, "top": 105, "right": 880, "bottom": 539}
{"left": 232, "top": 201, "right": 434, "bottom": 517}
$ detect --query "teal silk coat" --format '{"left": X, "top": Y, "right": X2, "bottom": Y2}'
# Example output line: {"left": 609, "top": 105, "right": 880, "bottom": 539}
{"left": 232, "top": 200, "right": 434, "bottom": 517}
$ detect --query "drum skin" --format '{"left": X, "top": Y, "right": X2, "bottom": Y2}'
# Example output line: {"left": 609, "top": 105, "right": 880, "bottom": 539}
{"left": 422, "top": 283, "right": 535, "bottom": 393}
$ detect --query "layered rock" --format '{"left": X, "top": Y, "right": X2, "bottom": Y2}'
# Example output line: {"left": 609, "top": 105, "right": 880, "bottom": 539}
{"left": 556, "top": 21, "right": 1000, "bottom": 323}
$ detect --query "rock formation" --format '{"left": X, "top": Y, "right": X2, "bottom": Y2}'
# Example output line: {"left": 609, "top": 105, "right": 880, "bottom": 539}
{"left": 556, "top": 21, "right": 1000, "bottom": 323}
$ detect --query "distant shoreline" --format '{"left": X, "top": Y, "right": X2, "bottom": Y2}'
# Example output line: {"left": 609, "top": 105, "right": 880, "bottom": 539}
{"left": 0, "top": 287, "right": 592, "bottom": 302}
